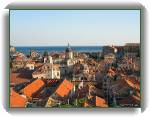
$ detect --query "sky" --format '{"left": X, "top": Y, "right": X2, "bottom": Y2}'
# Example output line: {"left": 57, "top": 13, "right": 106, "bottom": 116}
{"left": 10, "top": 10, "right": 140, "bottom": 46}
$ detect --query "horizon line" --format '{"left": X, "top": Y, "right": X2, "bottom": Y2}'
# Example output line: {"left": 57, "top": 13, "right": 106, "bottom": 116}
{"left": 10, "top": 43, "right": 140, "bottom": 47}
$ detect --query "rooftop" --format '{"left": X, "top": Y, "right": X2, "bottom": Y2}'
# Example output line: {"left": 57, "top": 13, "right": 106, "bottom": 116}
{"left": 22, "top": 79, "right": 45, "bottom": 97}
{"left": 32, "top": 63, "right": 60, "bottom": 75}
{"left": 95, "top": 96, "right": 108, "bottom": 107}
{"left": 10, "top": 89, "right": 27, "bottom": 107}
{"left": 55, "top": 79, "right": 74, "bottom": 97}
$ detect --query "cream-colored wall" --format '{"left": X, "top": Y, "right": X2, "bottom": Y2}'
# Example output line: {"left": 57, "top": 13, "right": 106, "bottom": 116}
{"left": 32, "top": 73, "right": 46, "bottom": 79}
{"left": 26, "top": 64, "right": 34, "bottom": 70}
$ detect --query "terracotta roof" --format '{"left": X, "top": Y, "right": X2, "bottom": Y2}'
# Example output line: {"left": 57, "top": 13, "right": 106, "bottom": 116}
{"left": 10, "top": 89, "right": 27, "bottom": 107}
{"left": 84, "top": 102, "right": 90, "bottom": 107}
{"left": 10, "top": 72, "right": 30, "bottom": 85}
{"left": 108, "top": 68, "right": 115, "bottom": 77}
{"left": 124, "top": 78, "right": 140, "bottom": 91}
{"left": 15, "top": 56, "right": 24, "bottom": 61}
{"left": 23, "top": 79, "right": 45, "bottom": 97}
{"left": 55, "top": 79, "right": 74, "bottom": 97}
{"left": 95, "top": 96, "right": 108, "bottom": 107}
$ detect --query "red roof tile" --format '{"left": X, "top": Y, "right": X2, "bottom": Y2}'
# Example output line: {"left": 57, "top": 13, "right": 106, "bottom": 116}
{"left": 84, "top": 102, "right": 90, "bottom": 107}
{"left": 96, "top": 96, "right": 108, "bottom": 107}
{"left": 55, "top": 79, "right": 74, "bottom": 97}
{"left": 10, "top": 89, "right": 27, "bottom": 107}
{"left": 15, "top": 56, "right": 24, "bottom": 61}
{"left": 23, "top": 79, "right": 45, "bottom": 97}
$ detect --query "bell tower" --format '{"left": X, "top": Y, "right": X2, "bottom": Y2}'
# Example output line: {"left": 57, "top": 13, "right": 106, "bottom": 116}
{"left": 65, "top": 43, "right": 73, "bottom": 59}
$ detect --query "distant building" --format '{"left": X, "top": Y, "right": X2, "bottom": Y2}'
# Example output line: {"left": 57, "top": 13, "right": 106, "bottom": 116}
{"left": 103, "top": 46, "right": 114, "bottom": 55}
{"left": 104, "top": 53, "right": 116, "bottom": 64}
{"left": 44, "top": 55, "right": 53, "bottom": 64}
{"left": 73, "top": 63, "right": 89, "bottom": 81}
{"left": 65, "top": 43, "right": 73, "bottom": 59}
{"left": 60, "top": 43, "right": 77, "bottom": 76}
{"left": 10, "top": 46, "right": 16, "bottom": 53}
{"left": 83, "top": 64, "right": 89, "bottom": 74}
{"left": 73, "top": 63, "right": 84, "bottom": 80}
{"left": 65, "top": 43, "right": 76, "bottom": 72}
{"left": 26, "top": 61, "right": 35, "bottom": 70}
{"left": 32, "top": 63, "right": 60, "bottom": 79}
{"left": 124, "top": 53, "right": 138, "bottom": 58}
{"left": 124, "top": 43, "right": 140, "bottom": 56}
{"left": 12, "top": 56, "right": 26, "bottom": 71}
{"left": 115, "top": 46, "right": 124, "bottom": 58}
{"left": 102, "top": 75, "right": 112, "bottom": 99}
{"left": 30, "top": 50, "right": 40, "bottom": 59}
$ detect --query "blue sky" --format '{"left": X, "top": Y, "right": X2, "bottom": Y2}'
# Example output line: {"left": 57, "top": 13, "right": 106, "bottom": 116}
{"left": 10, "top": 10, "right": 140, "bottom": 46}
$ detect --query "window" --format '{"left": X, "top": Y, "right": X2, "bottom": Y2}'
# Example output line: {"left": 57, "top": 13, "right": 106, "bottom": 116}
{"left": 57, "top": 72, "right": 59, "bottom": 76}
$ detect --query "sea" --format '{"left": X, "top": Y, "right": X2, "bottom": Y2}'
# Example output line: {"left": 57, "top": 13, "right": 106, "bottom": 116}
{"left": 15, "top": 46, "right": 103, "bottom": 55}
